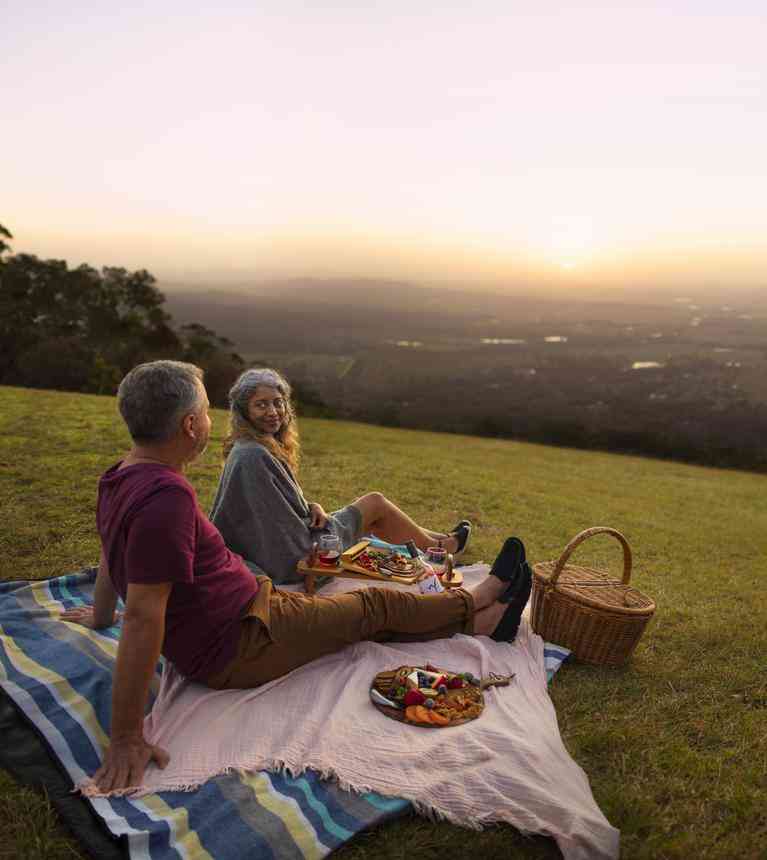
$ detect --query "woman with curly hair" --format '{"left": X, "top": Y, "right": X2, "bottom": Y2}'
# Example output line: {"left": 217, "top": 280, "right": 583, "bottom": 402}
{"left": 209, "top": 368, "right": 471, "bottom": 585}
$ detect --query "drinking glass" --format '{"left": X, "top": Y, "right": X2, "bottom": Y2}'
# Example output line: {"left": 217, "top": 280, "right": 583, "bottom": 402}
{"left": 426, "top": 547, "right": 447, "bottom": 566}
{"left": 318, "top": 534, "right": 342, "bottom": 566}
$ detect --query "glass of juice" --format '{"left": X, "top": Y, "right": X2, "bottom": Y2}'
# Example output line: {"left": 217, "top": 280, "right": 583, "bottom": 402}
{"left": 426, "top": 547, "right": 447, "bottom": 566}
{"left": 318, "top": 534, "right": 342, "bottom": 566}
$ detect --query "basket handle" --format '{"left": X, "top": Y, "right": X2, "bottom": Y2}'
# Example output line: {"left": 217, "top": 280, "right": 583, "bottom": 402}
{"left": 549, "top": 527, "right": 632, "bottom": 588}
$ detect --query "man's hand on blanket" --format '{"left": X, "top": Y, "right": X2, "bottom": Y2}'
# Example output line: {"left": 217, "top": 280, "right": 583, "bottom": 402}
{"left": 94, "top": 735, "right": 170, "bottom": 794}
{"left": 308, "top": 502, "right": 329, "bottom": 529}
{"left": 61, "top": 605, "right": 122, "bottom": 629}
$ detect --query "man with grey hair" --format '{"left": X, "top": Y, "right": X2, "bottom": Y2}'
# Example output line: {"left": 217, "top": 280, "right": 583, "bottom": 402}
{"left": 62, "top": 360, "right": 532, "bottom": 795}
{"left": 116, "top": 360, "right": 207, "bottom": 444}
{"left": 62, "top": 359, "right": 258, "bottom": 792}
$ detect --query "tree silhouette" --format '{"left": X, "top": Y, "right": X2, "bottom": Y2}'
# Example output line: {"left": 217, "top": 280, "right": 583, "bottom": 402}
{"left": 0, "top": 223, "right": 12, "bottom": 255}
{"left": 0, "top": 221, "right": 243, "bottom": 398}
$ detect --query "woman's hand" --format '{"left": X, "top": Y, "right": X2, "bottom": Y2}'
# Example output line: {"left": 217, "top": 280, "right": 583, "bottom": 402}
{"left": 308, "top": 502, "right": 329, "bottom": 529}
{"left": 61, "top": 605, "right": 121, "bottom": 629}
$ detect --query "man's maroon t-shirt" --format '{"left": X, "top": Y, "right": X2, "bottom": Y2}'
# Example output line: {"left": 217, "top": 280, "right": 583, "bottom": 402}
{"left": 96, "top": 462, "right": 259, "bottom": 681}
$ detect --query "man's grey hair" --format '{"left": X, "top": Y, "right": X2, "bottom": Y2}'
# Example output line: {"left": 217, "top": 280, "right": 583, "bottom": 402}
{"left": 117, "top": 361, "right": 205, "bottom": 444}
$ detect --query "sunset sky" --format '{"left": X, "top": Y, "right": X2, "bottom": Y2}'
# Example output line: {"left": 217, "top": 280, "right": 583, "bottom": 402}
{"left": 3, "top": 1, "right": 765, "bottom": 289}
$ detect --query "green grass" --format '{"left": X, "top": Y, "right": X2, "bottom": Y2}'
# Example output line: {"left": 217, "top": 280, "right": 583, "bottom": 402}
{"left": 1, "top": 384, "right": 766, "bottom": 860}
{"left": 0, "top": 771, "right": 81, "bottom": 860}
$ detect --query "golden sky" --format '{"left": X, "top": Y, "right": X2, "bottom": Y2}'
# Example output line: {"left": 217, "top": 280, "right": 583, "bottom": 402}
{"left": 3, "top": 2, "right": 766, "bottom": 290}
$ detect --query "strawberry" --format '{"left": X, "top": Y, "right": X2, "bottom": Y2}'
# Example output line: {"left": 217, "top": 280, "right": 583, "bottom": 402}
{"left": 403, "top": 689, "right": 426, "bottom": 707}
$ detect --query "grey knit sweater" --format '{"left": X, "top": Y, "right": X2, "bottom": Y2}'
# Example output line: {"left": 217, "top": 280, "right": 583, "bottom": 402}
{"left": 209, "top": 441, "right": 360, "bottom": 585}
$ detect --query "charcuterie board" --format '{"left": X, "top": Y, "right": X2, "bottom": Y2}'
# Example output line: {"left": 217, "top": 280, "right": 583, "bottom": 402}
{"left": 341, "top": 540, "right": 425, "bottom": 582}
{"left": 297, "top": 540, "right": 425, "bottom": 591}
{"left": 297, "top": 539, "right": 464, "bottom": 594}
{"left": 369, "top": 664, "right": 514, "bottom": 728}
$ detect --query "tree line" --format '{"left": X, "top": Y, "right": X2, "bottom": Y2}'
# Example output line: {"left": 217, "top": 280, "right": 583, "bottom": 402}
{"left": 0, "top": 223, "right": 244, "bottom": 405}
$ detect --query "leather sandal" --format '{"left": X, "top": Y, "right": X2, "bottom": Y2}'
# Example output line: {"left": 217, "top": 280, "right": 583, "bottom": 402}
{"left": 449, "top": 520, "right": 472, "bottom": 556}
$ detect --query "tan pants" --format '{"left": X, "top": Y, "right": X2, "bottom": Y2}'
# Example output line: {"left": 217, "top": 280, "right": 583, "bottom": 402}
{"left": 206, "top": 576, "right": 476, "bottom": 690}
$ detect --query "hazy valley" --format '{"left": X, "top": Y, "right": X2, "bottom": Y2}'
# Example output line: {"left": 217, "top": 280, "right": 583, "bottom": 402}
{"left": 165, "top": 280, "right": 767, "bottom": 471}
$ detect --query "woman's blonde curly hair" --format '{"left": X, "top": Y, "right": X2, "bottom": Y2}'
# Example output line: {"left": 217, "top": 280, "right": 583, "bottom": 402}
{"left": 223, "top": 368, "right": 301, "bottom": 474}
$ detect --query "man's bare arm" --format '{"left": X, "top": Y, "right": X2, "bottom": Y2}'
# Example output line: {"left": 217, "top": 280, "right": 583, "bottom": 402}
{"left": 93, "top": 552, "right": 119, "bottom": 627}
{"left": 93, "top": 581, "right": 172, "bottom": 793}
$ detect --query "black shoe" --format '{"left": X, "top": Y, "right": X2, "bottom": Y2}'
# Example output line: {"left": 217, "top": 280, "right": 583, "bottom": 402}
{"left": 450, "top": 520, "right": 472, "bottom": 556}
{"left": 489, "top": 536, "right": 526, "bottom": 583}
{"left": 499, "top": 561, "right": 533, "bottom": 604}
{"left": 491, "top": 562, "right": 532, "bottom": 642}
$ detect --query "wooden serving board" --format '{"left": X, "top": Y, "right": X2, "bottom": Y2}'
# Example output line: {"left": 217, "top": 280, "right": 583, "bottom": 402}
{"left": 297, "top": 540, "right": 424, "bottom": 590}
{"left": 341, "top": 540, "right": 464, "bottom": 587}
{"left": 296, "top": 540, "right": 463, "bottom": 593}
{"left": 341, "top": 540, "right": 425, "bottom": 583}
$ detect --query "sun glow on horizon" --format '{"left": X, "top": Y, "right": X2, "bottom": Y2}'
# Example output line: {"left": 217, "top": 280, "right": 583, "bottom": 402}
{"left": 525, "top": 215, "right": 602, "bottom": 274}
{"left": 3, "top": 2, "right": 765, "bottom": 288}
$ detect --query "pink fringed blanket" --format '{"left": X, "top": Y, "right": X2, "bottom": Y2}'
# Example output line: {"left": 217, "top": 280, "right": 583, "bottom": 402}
{"left": 84, "top": 565, "right": 620, "bottom": 860}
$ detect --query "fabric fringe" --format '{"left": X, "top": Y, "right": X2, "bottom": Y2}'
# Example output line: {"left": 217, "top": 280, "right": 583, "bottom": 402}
{"left": 80, "top": 757, "right": 499, "bottom": 829}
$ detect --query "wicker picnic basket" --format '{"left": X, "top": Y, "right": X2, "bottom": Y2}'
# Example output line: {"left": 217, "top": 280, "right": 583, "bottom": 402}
{"left": 530, "top": 527, "right": 655, "bottom": 667}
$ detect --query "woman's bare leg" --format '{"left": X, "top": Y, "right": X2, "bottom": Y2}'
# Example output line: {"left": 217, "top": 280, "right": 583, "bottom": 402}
{"left": 352, "top": 492, "right": 460, "bottom": 552}
{"left": 423, "top": 528, "right": 454, "bottom": 546}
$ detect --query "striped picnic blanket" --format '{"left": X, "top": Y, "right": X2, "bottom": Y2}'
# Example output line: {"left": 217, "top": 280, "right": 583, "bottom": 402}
{"left": 0, "top": 570, "right": 569, "bottom": 860}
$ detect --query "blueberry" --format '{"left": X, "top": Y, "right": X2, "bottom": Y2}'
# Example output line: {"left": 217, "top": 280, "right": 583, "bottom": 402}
{"left": 437, "top": 684, "right": 448, "bottom": 695}
{"left": 424, "top": 698, "right": 435, "bottom": 709}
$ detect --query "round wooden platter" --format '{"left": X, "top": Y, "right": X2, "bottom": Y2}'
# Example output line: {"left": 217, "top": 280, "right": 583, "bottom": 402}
{"left": 370, "top": 665, "right": 513, "bottom": 728}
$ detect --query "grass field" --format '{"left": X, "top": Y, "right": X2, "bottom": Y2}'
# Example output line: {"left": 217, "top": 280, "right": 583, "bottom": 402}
{"left": 1, "top": 384, "right": 766, "bottom": 860}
